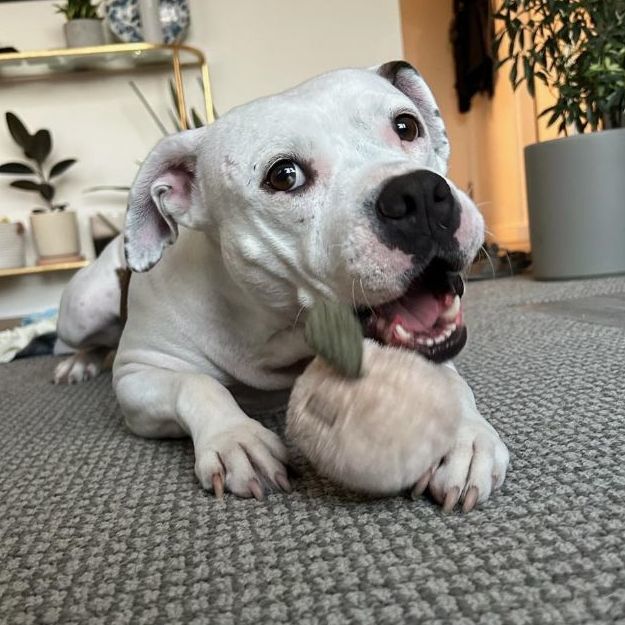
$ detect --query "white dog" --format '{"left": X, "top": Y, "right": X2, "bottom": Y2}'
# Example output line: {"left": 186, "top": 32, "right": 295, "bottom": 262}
{"left": 56, "top": 61, "right": 509, "bottom": 511}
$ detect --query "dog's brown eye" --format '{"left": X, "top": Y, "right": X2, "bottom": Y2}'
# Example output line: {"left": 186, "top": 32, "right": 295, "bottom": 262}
{"left": 265, "top": 159, "right": 306, "bottom": 192}
{"left": 394, "top": 114, "right": 419, "bottom": 142}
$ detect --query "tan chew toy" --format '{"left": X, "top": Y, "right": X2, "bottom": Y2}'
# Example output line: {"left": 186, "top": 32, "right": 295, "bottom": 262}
{"left": 286, "top": 301, "right": 465, "bottom": 495}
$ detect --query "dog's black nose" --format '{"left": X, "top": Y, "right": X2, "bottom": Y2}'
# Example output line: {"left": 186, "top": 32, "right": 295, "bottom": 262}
{"left": 376, "top": 170, "right": 456, "bottom": 232}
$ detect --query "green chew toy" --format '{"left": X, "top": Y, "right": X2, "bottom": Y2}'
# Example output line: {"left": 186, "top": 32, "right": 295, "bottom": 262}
{"left": 303, "top": 300, "right": 364, "bottom": 379}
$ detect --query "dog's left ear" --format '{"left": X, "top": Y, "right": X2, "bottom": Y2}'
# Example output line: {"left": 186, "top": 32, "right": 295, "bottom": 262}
{"left": 125, "top": 128, "right": 206, "bottom": 272}
{"left": 374, "top": 61, "right": 450, "bottom": 174}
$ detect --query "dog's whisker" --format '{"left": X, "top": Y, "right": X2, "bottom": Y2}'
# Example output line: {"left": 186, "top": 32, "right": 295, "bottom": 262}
{"left": 351, "top": 278, "right": 358, "bottom": 312}
{"left": 358, "top": 278, "right": 375, "bottom": 316}
{"left": 292, "top": 304, "right": 307, "bottom": 329}
{"left": 502, "top": 249, "right": 514, "bottom": 276}
{"left": 480, "top": 244, "right": 497, "bottom": 279}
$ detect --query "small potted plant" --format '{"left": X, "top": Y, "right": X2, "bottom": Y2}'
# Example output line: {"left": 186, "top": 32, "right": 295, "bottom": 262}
{"left": 494, "top": 1, "right": 625, "bottom": 279}
{"left": 0, "top": 218, "right": 26, "bottom": 270}
{"left": 0, "top": 112, "right": 80, "bottom": 263}
{"left": 55, "top": 0, "right": 105, "bottom": 48}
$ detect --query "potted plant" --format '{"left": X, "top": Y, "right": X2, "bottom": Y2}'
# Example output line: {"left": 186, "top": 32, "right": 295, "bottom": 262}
{"left": 0, "top": 218, "right": 26, "bottom": 270}
{"left": 494, "top": 1, "right": 625, "bottom": 279}
{"left": 55, "top": 0, "right": 105, "bottom": 48}
{"left": 0, "top": 112, "right": 80, "bottom": 263}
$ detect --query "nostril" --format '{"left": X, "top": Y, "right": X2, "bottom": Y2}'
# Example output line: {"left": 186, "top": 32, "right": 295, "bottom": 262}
{"left": 378, "top": 199, "right": 402, "bottom": 219}
{"left": 434, "top": 181, "right": 450, "bottom": 203}
{"left": 402, "top": 194, "right": 417, "bottom": 216}
{"left": 378, "top": 194, "right": 416, "bottom": 220}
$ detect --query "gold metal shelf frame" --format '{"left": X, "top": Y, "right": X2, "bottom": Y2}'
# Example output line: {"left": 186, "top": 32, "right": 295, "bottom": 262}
{"left": 0, "top": 42, "right": 215, "bottom": 128}
{"left": 0, "top": 43, "right": 214, "bottom": 279}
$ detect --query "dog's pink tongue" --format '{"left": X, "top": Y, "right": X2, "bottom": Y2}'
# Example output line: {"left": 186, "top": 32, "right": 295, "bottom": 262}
{"left": 379, "top": 291, "right": 442, "bottom": 332}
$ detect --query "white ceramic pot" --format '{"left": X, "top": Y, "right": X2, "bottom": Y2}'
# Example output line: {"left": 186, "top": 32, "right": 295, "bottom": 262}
{"left": 0, "top": 222, "right": 26, "bottom": 269}
{"left": 63, "top": 19, "right": 105, "bottom": 47}
{"left": 30, "top": 211, "right": 80, "bottom": 259}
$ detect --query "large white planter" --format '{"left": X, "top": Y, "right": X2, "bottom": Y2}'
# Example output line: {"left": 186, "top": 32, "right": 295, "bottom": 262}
{"left": 63, "top": 19, "right": 105, "bottom": 47}
{"left": 30, "top": 211, "right": 80, "bottom": 260}
{"left": 0, "top": 222, "right": 26, "bottom": 269}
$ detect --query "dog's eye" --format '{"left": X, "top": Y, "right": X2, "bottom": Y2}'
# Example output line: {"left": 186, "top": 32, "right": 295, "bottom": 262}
{"left": 393, "top": 114, "right": 419, "bottom": 142}
{"left": 265, "top": 159, "right": 306, "bottom": 192}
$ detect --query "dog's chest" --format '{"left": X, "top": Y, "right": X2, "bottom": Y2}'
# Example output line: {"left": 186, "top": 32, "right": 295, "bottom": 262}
{"left": 124, "top": 231, "right": 312, "bottom": 390}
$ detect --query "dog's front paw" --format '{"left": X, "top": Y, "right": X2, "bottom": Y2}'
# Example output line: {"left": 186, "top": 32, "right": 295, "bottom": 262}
{"left": 54, "top": 348, "right": 111, "bottom": 384}
{"left": 427, "top": 412, "right": 509, "bottom": 513}
{"left": 194, "top": 419, "right": 291, "bottom": 500}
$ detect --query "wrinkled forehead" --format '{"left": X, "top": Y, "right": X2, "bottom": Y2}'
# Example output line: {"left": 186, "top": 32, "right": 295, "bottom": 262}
{"left": 212, "top": 69, "right": 413, "bottom": 161}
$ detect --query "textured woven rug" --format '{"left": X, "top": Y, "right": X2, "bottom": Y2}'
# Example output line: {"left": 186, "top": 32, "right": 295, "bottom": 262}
{"left": 1, "top": 275, "right": 624, "bottom": 625}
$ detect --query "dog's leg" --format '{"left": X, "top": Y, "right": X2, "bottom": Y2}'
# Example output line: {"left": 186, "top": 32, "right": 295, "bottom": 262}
{"left": 114, "top": 366, "right": 290, "bottom": 499}
{"left": 426, "top": 373, "right": 509, "bottom": 512}
{"left": 55, "top": 236, "right": 125, "bottom": 384}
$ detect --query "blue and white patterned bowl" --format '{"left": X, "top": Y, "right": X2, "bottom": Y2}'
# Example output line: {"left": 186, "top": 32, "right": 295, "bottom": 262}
{"left": 104, "top": 0, "right": 190, "bottom": 44}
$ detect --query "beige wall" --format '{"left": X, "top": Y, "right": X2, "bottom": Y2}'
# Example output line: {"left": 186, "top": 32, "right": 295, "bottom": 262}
{"left": 400, "top": 0, "right": 535, "bottom": 250}
{"left": 0, "top": 0, "right": 403, "bottom": 318}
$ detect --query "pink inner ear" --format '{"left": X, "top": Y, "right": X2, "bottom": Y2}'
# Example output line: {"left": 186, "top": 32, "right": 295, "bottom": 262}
{"left": 158, "top": 166, "right": 193, "bottom": 216}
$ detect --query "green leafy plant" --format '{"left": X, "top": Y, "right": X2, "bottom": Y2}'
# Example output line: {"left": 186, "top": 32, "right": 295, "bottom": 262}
{"left": 0, "top": 112, "right": 77, "bottom": 212}
{"left": 494, "top": 1, "right": 625, "bottom": 134}
{"left": 128, "top": 78, "right": 207, "bottom": 138}
{"left": 54, "top": 0, "right": 101, "bottom": 20}
{"left": 167, "top": 79, "right": 206, "bottom": 131}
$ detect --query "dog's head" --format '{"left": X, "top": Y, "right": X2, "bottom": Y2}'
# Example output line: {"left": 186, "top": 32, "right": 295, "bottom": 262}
{"left": 125, "top": 61, "right": 484, "bottom": 362}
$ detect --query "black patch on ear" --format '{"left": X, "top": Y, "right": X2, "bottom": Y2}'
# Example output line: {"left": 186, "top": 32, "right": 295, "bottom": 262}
{"left": 377, "top": 60, "right": 420, "bottom": 85}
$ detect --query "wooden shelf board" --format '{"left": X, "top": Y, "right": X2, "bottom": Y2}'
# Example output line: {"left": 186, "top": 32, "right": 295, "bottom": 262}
{"left": 0, "top": 260, "right": 89, "bottom": 278}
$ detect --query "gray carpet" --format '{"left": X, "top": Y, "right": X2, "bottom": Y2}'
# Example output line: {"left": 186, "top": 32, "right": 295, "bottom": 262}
{"left": 1, "top": 275, "right": 625, "bottom": 625}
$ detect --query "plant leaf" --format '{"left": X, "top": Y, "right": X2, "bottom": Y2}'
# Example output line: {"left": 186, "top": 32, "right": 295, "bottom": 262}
{"left": 167, "top": 109, "right": 182, "bottom": 132}
{"left": 85, "top": 185, "right": 130, "bottom": 193}
{"left": 39, "top": 183, "right": 55, "bottom": 201}
{"left": 5, "top": 112, "right": 32, "bottom": 151}
{"left": 10, "top": 179, "right": 41, "bottom": 192}
{"left": 191, "top": 108, "right": 204, "bottom": 128}
{"left": 0, "top": 162, "right": 36, "bottom": 175}
{"left": 49, "top": 158, "right": 76, "bottom": 178}
{"left": 26, "top": 129, "right": 52, "bottom": 164}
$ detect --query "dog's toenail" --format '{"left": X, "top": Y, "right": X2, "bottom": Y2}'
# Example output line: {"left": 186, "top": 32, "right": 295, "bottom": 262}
{"left": 442, "top": 487, "right": 460, "bottom": 513}
{"left": 275, "top": 472, "right": 292, "bottom": 493}
{"left": 248, "top": 478, "right": 264, "bottom": 501}
{"left": 461, "top": 486, "right": 479, "bottom": 513}
{"left": 211, "top": 473, "right": 225, "bottom": 499}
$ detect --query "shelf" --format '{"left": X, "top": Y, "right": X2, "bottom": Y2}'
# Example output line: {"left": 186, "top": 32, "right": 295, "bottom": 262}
{"left": 0, "top": 42, "right": 214, "bottom": 128}
{"left": 0, "top": 42, "right": 204, "bottom": 75}
{"left": 0, "top": 260, "right": 89, "bottom": 278}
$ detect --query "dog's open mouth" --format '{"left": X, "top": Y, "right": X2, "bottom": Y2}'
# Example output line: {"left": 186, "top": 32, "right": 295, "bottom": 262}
{"left": 359, "top": 258, "right": 467, "bottom": 363}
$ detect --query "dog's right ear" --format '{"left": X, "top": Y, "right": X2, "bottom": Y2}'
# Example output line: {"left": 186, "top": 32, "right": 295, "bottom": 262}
{"left": 125, "top": 128, "right": 205, "bottom": 272}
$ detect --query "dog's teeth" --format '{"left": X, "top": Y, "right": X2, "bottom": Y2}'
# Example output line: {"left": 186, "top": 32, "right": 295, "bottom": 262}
{"left": 415, "top": 336, "right": 428, "bottom": 346}
{"left": 394, "top": 323, "right": 412, "bottom": 342}
{"left": 448, "top": 323, "right": 456, "bottom": 334}
{"left": 434, "top": 334, "right": 446, "bottom": 344}
{"left": 425, "top": 338, "right": 434, "bottom": 347}
{"left": 441, "top": 295, "right": 461, "bottom": 322}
